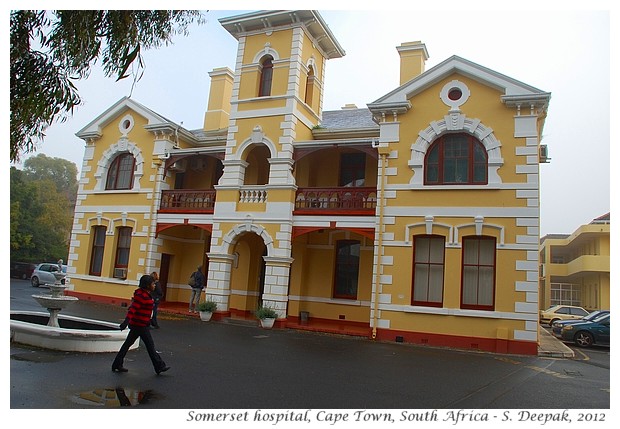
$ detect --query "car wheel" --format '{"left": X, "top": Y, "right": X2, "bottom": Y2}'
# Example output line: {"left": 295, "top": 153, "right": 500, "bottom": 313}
{"left": 574, "top": 331, "right": 594, "bottom": 348}
{"left": 31, "top": 276, "right": 39, "bottom": 288}
{"left": 549, "top": 318, "right": 559, "bottom": 327}
{"left": 21, "top": 273, "right": 27, "bottom": 280}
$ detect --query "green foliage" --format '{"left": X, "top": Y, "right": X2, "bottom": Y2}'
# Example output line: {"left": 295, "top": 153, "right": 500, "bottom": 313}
{"left": 197, "top": 300, "right": 218, "bottom": 312}
{"left": 10, "top": 10, "right": 205, "bottom": 162}
{"left": 23, "top": 154, "right": 78, "bottom": 202}
{"left": 10, "top": 158, "right": 76, "bottom": 262}
{"left": 255, "top": 306, "right": 278, "bottom": 320}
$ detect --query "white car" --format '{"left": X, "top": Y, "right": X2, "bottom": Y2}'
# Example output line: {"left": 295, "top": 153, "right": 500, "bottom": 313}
{"left": 30, "top": 263, "right": 67, "bottom": 288}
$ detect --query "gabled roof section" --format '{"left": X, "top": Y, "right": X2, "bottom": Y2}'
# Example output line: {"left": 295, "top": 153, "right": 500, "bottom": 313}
{"left": 76, "top": 96, "right": 168, "bottom": 139}
{"left": 76, "top": 96, "right": 198, "bottom": 143}
{"left": 219, "top": 10, "right": 345, "bottom": 59}
{"left": 368, "top": 55, "right": 551, "bottom": 114}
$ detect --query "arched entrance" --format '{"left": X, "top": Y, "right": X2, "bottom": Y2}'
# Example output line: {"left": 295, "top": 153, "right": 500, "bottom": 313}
{"left": 229, "top": 232, "right": 267, "bottom": 315}
{"left": 206, "top": 222, "right": 292, "bottom": 319}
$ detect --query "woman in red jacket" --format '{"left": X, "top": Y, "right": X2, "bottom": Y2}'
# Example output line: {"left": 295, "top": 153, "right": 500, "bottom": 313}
{"left": 112, "top": 274, "right": 170, "bottom": 374}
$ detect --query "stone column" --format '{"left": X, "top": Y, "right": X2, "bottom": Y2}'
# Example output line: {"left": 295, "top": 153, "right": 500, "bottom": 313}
{"left": 260, "top": 256, "right": 294, "bottom": 318}
{"left": 205, "top": 253, "right": 235, "bottom": 312}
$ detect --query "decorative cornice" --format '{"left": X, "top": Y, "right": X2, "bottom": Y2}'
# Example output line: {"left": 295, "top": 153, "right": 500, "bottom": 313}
{"left": 367, "top": 101, "right": 411, "bottom": 124}
{"left": 501, "top": 93, "right": 551, "bottom": 112}
{"left": 219, "top": 10, "right": 345, "bottom": 59}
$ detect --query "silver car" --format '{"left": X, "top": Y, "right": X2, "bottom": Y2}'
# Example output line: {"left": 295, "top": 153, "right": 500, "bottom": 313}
{"left": 30, "top": 263, "right": 67, "bottom": 287}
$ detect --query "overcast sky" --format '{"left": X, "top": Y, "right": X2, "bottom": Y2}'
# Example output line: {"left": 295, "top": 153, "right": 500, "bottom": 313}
{"left": 12, "top": 4, "right": 613, "bottom": 237}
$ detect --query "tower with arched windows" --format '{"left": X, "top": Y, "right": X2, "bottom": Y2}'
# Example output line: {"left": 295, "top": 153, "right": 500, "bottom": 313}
{"left": 206, "top": 11, "right": 346, "bottom": 317}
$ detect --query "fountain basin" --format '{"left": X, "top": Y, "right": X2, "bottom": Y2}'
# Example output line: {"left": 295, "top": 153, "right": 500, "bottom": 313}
{"left": 10, "top": 311, "right": 139, "bottom": 353}
{"left": 32, "top": 294, "right": 78, "bottom": 310}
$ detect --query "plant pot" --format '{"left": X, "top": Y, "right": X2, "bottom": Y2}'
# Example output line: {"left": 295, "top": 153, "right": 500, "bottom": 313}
{"left": 259, "top": 317, "right": 276, "bottom": 329}
{"left": 199, "top": 311, "right": 213, "bottom": 322}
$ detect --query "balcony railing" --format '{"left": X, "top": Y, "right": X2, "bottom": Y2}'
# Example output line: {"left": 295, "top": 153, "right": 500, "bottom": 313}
{"left": 294, "top": 187, "right": 377, "bottom": 215}
{"left": 158, "top": 187, "right": 378, "bottom": 215}
{"left": 239, "top": 186, "right": 268, "bottom": 203}
{"left": 159, "top": 189, "right": 216, "bottom": 213}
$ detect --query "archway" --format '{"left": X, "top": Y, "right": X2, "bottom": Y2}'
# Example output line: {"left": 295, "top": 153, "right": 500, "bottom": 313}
{"left": 229, "top": 232, "right": 267, "bottom": 315}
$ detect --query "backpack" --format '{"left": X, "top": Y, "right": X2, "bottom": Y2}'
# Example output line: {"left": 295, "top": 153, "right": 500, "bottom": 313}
{"left": 188, "top": 272, "right": 196, "bottom": 287}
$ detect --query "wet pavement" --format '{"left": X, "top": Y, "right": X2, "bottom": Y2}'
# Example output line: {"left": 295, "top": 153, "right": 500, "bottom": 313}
{"left": 11, "top": 281, "right": 606, "bottom": 412}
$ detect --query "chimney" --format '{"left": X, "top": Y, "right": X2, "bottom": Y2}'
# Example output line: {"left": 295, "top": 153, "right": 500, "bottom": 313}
{"left": 396, "top": 41, "right": 429, "bottom": 85}
{"left": 203, "top": 67, "right": 234, "bottom": 131}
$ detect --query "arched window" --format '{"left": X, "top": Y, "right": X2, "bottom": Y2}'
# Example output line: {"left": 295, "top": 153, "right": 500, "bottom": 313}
{"left": 106, "top": 153, "right": 135, "bottom": 190}
{"left": 425, "top": 133, "right": 487, "bottom": 185}
{"left": 244, "top": 144, "right": 270, "bottom": 185}
{"left": 304, "top": 65, "right": 315, "bottom": 106}
{"left": 258, "top": 55, "right": 274, "bottom": 97}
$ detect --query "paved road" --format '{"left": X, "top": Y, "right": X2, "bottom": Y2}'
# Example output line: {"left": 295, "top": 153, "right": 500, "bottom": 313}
{"left": 10, "top": 279, "right": 610, "bottom": 412}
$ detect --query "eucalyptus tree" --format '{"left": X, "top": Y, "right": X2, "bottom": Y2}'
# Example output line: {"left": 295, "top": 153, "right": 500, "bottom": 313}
{"left": 10, "top": 10, "right": 205, "bottom": 162}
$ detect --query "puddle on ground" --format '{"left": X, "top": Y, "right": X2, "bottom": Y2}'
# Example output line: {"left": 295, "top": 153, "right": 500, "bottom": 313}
{"left": 72, "top": 388, "right": 159, "bottom": 407}
{"left": 11, "top": 351, "right": 66, "bottom": 363}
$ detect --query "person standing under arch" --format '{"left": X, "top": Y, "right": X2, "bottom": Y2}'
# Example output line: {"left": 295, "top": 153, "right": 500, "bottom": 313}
{"left": 188, "top": 265, "right": 206, "bottom": 313}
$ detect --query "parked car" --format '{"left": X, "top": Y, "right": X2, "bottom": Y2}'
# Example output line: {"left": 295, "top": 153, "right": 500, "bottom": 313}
{"left": 560, "top": 314, "right": 610, "bottom": 347}
{"left": 10, "top": 262, "right": 36, "bottom": 280}
{"left": 552, "top": 310, "right": 610, "bottom": 338}
{"left": 539, "top": 304, "right": 589, "bottom": 326}
{"left": 31, "top": 263, "right": 67, "bottom": 288}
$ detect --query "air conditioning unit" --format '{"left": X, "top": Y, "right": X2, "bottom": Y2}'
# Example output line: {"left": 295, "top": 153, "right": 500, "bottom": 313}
{"left": 113, "top": 268, "right": 127, "bottom": 279}
{"left": 539, "top": 144, "right": 551, "bottom": 163}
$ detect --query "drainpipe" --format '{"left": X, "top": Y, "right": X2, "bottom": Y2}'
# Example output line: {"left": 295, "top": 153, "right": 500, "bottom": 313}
{"left": 147, "top": 159, "right": 164, "bottom": 275}
{"left": 372, "top": 146, "right": 389, "bottom": 339}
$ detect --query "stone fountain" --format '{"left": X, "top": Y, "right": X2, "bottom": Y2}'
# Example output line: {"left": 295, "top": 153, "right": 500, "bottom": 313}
{"left": 10, "top": 267, "right": 138, "bottom": 353}
{"left": 31, "top": 270, "right": 78, "bottom": 327}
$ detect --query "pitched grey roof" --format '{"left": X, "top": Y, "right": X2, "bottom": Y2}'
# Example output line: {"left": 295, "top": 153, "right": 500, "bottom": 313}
{"left": 320, "top": 108, "right": 378, "bottom": 130}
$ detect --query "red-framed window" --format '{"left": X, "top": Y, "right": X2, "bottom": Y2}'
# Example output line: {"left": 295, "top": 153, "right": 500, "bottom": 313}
{"left": 461, "top": 236, "right": 496, "bottom": 310}
{"left": 425, "top": 133, "right": 487, "bottom": 185}
{"left": 115, "top": 227, "right": 132, "bottom": 269}
{"left": 89, "top": 226, "right": 106, "bottom": 276}
{"left": 339, "top": 152, "right": 366, "bottom": 187}
{"left": 258, "top": 55, "right": 274, "bottom": 97}
{"left": 333, "top": 240, "right": 360, "bottom": 299}
{"left": 412, "top": 235, "right": 445, "bottom": 307}
{"left": 106, "top": 153, "right": 135, "bottom": 190}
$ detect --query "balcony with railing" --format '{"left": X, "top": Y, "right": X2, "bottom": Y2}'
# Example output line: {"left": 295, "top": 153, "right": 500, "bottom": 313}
{"left": 294, "top": 187, "right": 377, "bottom": 215}
{"left": 159, "top": 189, "right": 216, "bottom": 213}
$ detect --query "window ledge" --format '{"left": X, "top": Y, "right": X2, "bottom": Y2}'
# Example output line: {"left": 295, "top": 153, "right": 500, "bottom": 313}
{"left": 94, "top": 189, "right": 141, "bottom": 194}
{"left": 409, "top": 184, "right": 501, "bottom": 191}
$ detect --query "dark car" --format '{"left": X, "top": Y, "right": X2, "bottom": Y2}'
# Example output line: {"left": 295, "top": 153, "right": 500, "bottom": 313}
{"left": 552, "top": 310, "right": 610, "bottom": 338}
{"left": 10, "top": 262, "right": 36, "bottom": 280}
{"left": 560, "top": 314, "right": 610, "bottom": 347}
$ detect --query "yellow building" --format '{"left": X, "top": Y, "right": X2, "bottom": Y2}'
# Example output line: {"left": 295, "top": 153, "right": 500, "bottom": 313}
{"left": 68, "top": 10, "right": 551, "bottom": 355}
{"left": 539, "top": 213, "right": 610, "bottom": 312}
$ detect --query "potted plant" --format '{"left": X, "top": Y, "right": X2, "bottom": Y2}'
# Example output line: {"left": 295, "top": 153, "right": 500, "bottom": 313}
{"left": 255, "top": 306, "right": 278, "bottom": 329}
{"left": 197, "top": 299, "right": 217, "bottom": 321}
